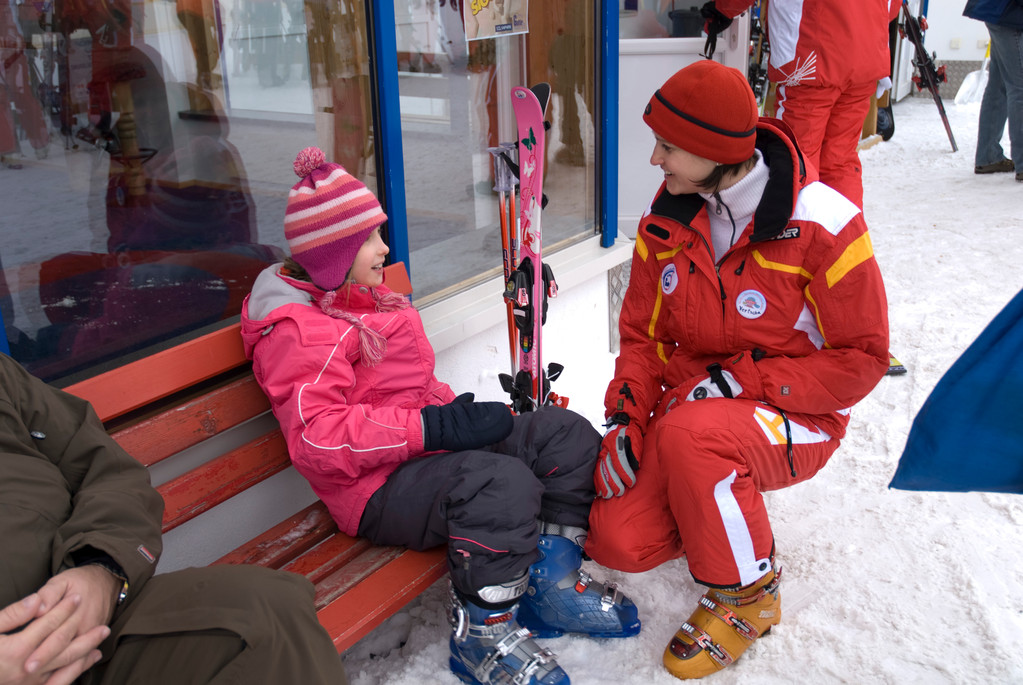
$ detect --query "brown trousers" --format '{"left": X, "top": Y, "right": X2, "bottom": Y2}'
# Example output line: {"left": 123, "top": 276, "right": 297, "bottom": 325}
{"left": 87, "top": 565, "right": 347, "bottom": 685}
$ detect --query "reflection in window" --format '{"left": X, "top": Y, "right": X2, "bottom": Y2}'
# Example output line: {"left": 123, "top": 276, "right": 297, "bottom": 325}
{"left": 620, "top": 0, "right": 703, "bottom": 40}
{"left": 398, "top": 0, "right": 598, "bottom": 304}
{"left": 0, "top": 0, "right": 603, "bottom": 384}
{"left": 0, "top": 0, "right": 375, "bottom": 384}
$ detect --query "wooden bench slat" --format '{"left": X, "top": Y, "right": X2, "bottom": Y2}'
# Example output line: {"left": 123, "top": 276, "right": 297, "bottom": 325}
{"left": 281, "top": 535, "right": 375, "bottom": 585}
{"left": 315, "top": 547, "right": 448, "bottom": 653}
{"left": 157, "top": 431, "right": 290, "bottom": 531}
{"left": 65, "top": 323, "right": 248, "bottom": 423}
{"left": 111, "top": 375, "right": 271, "bottom": 467}
{"left": 314, "top": 546, "right": 406, "bottom": 606}
{"left": 212, "top": 501, "right": 339, "bottom": 568}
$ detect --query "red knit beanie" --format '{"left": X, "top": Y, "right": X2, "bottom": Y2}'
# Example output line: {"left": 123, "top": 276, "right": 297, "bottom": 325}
{"left": 643, "top": 60, "right": 758, "bottom": 164}
{"left": 284, "top": 147, "right": 387, "bottom": 291}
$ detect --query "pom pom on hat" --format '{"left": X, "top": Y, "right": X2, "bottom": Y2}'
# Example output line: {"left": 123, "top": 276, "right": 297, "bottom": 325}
{"left": 285, "top": 147, "right": 387, "bottom": 291}
{"left": 642, "top": 60, "right": 758, "bottom": 164}
{"left": 293, "top": 146, "right": 326, "bottom": 177}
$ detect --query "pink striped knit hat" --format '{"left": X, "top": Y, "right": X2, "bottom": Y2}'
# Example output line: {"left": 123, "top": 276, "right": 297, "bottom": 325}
{"left": 284, "top": 147, "right": 387, "bottom": 291}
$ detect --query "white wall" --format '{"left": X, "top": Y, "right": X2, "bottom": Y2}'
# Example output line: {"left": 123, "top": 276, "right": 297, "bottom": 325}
{"left": 922, "top": 3, "right": 990, "bottom": 62}
{"left": 894, "top": 1, "right": 990, "bottom": 100}
{"left": 431, "top": 258, "right": 620, "bottom": 429}
{"left": 617, "top": 16, "right": 751, "bottom": 238}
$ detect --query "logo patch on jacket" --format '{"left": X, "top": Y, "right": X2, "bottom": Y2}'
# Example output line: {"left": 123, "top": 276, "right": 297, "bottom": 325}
{"left": 661, "top": 264, "right": 678, "bottom": 294}
{"left": 772, "top": 227, "right": 800, "bottom": 240}
{"left": 137, "top": 545, "right": 156, "bottom": 564}
{"left": 736, "top": 289, "right": 767, "bottom": 319}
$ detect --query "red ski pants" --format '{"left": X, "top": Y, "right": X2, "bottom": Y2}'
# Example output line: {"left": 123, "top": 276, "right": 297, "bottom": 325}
{"left": 774, "top": 80, "right": 876, "bottom": 209}
{"left": 586, "top": 399, "right": 839, "bottom": 588}
{"left": 0, "top": 49, "right": 48, "bottom": 154}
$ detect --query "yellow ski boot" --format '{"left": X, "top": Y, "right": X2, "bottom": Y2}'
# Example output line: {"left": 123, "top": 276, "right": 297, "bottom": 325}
{"left": 662, "top": 567, "right": 781, "bottom": 679}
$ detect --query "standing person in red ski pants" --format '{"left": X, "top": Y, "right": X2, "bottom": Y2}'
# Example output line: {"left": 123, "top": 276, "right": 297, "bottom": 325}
{"left": 0, "top": 0, "right": 49, "bottom": 167}
{"left": 704, "top": 0, "right": 896, "bottom": 209}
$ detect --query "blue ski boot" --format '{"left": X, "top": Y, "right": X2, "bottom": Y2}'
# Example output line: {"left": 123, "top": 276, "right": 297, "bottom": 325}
{"left": 448, "top": 581, "right": 569, "bottom": 685}
{"left": 518, "top": 528, "right": 641, "bottom": 639}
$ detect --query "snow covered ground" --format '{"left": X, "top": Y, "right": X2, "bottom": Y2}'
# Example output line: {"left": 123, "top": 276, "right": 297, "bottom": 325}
{"left": 341, "top": 96, "right": 1023, "bottom": 684}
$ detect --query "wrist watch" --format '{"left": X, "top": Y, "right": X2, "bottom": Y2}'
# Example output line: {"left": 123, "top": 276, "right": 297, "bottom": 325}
{"left": 75, "top": 549, "right": 129, "bottom": 606}
{"left": 89, "top": 559, "right": 130, "bottom": 606}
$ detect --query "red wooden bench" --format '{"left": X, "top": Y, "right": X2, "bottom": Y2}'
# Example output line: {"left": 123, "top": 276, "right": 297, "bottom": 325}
{"left": 65, "top": 264, "right": 448, "bottom": 652}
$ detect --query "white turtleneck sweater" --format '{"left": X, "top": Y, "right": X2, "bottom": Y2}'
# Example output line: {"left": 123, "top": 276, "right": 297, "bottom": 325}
{"left": 698, "top": 150, "right": 769, "bottom": 264}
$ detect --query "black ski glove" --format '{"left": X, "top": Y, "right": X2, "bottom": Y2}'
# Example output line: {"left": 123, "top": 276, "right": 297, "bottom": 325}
{"left": 421, "top": 401, "right": 514, "bottom": 453}
{"left": 700, "top": 1, "right": 733, "bottom": 59}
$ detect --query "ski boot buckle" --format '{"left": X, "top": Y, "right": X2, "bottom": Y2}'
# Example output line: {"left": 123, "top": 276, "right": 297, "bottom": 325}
{"left": 699, "top": 596, "right": 759, "bottom": 640}
{"left": 600, "top": 582, "right": 623, "bottom": 612}
{"left": 679, "top": 621, "right": 734, "bottom": 668}
{"left": 475, "top": 627, "right": 544, "bottom": 684}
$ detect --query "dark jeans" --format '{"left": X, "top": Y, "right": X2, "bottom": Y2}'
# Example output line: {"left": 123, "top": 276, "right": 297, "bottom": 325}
{"left": 976, "top": 22, "right": 1023, "bottom": 169}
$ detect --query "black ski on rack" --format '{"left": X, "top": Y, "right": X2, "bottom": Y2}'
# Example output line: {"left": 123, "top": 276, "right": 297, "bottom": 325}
{"left": 899, "top": 0, "right": 957, "bottom": 152}
{"left": 747, "top": 0, "right": 770, "bottom": 112}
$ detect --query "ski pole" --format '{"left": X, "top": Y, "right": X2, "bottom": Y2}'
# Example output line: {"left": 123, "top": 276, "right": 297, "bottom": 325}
{"left": 508, "top": 163, "right": 517, "bottom": 270}
{"left": 489, "top": 143, "right": 519, "bottom": 376}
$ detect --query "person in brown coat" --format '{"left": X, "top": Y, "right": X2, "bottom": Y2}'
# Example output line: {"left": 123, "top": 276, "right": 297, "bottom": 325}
{"left": 0, "top": 352, "right": 348, "bottom": 685}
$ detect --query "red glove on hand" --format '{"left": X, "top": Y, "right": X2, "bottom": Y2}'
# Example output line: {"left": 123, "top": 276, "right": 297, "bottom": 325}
{"left": 594, "top": 417, "right": 643, "bottom": 499}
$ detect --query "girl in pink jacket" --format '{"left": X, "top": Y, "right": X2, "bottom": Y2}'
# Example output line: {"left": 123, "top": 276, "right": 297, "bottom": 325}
{"left": 240, "top": 148, "right": 639, "bottom": 685}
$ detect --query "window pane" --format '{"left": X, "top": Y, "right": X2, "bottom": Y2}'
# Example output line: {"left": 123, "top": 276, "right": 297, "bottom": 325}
{"left": 620, "top": 0, "right": 701, "bottom": 39}
{"left": 0, "top": 0, "right": 374, "bottom": 384}
{"left": 399, "top": 0, "right": 597, "bottom": 304}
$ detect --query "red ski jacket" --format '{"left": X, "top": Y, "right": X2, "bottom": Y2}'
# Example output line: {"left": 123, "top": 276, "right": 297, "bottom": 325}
{"left": 717, "top": 0, "right": 892, "bottom": 87}
{"left": 607, "top": 118, "right": 889, "bottom": 441}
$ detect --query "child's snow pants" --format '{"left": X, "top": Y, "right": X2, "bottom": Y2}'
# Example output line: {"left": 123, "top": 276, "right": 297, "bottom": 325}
{"left": 357, "top": 406, "right": 600, "bottom": 595}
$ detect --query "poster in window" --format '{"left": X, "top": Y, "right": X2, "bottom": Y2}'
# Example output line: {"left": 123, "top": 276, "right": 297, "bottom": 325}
{"left": 464, "top": 0, "right": 529, "bottom": 40}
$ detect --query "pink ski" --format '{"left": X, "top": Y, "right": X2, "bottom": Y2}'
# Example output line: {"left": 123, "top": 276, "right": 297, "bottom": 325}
{"left": 502, "top": 83, "right": 564, "bottom": 413}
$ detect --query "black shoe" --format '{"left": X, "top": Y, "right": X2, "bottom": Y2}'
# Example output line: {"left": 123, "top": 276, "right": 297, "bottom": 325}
{"left": 1016, "top": 172, "right": 1023, "bottom": 183}
{"left": 975, "top": 159, "right": 1014, "bottom": 174}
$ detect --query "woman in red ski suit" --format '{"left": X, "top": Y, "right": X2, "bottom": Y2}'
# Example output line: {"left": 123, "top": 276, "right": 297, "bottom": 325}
{"left": 586, "top": 60, "right": 889, "bottom": 679}
{"left": 712, "top": 0, "right": 895, "bottom": 208}
{"left": 240, "top": 147, "right": 639, "bottom": 685}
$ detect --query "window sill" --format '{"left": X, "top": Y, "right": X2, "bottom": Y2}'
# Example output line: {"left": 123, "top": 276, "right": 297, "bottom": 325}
{"left": 420, "top": 235, "right": 633, "bottom": 354}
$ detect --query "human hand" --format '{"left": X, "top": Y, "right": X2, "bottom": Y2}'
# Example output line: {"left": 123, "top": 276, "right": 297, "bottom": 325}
{"left": 594, "top": 422, "right": 642, "bottom": 499}
{"left": 876, "top": 76, "right": 893, "bottom": 98}
{"left": 421, "top": 401, "right": 514, "bottom": 452}
{"left": 0, "top": 593, "right": 108, "bottom": 685}
{"left": 35, "top": 566, "right": 120, "bottom": 642}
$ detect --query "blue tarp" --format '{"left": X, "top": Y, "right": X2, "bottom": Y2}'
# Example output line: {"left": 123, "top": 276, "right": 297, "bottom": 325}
{"left": 889, "top": 288, "right": 1023, "bottom": 493}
